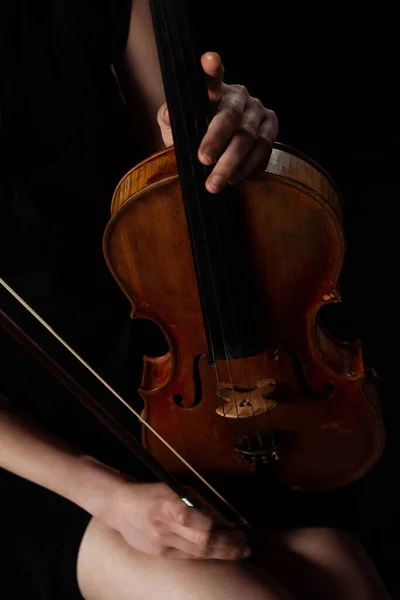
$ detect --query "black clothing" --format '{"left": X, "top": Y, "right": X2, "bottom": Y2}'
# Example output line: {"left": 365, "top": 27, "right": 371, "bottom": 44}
{"left": 0, "top": 3, "right": 149, "bottom": 598}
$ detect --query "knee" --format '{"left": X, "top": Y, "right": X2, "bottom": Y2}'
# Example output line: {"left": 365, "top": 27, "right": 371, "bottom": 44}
{"left": 210, "top": 562, "right": 297, "bottom": 600}
{"left": 77, "top": 518, "right": 296, "bottom": 600}
{"left": 272, "top": 526, "right": 358, "bottom": 555}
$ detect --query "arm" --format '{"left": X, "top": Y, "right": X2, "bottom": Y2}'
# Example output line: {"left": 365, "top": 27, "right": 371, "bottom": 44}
{"left": 0, "top": 399, "right": 248, "bottom": 559}
{"left": 0, "top": 398, "right": 121, "bottom": 518}
{"left": 116, "top": 0, "right": 166, "bottom": 154}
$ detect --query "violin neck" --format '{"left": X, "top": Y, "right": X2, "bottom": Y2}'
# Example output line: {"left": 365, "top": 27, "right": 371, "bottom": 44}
{"left": 150, "top": 0, "right": 212, "bottom": 159}
{"left": 150, "top": 0, "right": 261, "bottom": 360}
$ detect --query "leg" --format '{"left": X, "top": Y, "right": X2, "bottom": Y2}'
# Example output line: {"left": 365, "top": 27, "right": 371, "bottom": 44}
{"left": 252, "top": 528, "right": 391, "bottom": 600}
{"left": 77, "top": 517, "right": 296, "bottom": 600}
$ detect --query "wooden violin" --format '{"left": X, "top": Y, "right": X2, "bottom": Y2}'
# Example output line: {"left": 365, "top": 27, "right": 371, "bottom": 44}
{"left": 101, "top": 0, "right": 385, "bottom": 518}
{"left": 1, "top": 0, "right": 385, "bottom": 528}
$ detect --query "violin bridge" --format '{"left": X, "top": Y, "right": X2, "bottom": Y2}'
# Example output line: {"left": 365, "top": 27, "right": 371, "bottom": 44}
{"left": 215, "top": 378, "right": 277, "bottom": 419}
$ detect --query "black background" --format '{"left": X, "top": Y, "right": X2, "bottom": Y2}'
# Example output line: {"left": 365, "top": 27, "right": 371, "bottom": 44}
{"left": 1, "top": 1, "right": 398, "bottom": 596}
{"left": 189, "top": 2, "right": 399, "bottom": 595}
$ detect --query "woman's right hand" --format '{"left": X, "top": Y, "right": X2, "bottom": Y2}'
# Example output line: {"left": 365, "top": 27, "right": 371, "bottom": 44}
{"left": 100, "top": 480, "right": 251, "bottom": 560}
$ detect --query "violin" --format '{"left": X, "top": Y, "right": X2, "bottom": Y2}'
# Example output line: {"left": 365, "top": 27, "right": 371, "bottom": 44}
{"left": 0, "top": 0, "right": 385, "bottom": 529}
{"left": 102, "top": 0, "right": 385, "bottom": 518}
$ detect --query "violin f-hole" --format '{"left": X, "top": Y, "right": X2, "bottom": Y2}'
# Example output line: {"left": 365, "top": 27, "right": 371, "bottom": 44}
{"left": 172, "top": 354, "right": 204, "bottom": 409}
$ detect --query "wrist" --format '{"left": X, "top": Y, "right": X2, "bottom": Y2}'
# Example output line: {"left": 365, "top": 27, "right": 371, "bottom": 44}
{"left": 68, "top": 455, "right": 127, "bottom": 519}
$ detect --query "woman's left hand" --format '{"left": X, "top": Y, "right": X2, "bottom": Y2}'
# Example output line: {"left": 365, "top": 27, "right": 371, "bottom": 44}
{"left": 157, "top": 52, "right": 279, "bottom": 193}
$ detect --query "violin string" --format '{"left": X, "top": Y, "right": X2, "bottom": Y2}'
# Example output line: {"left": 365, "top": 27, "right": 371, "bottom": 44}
{"left": 236, "top": 149, "right": 279, "bottom": 448}
{"left": 156, "top": 0, "right": 240, "bottom": 432}
{"left": 219, "top": 195, "right": 277, "bottom": 450}
{"left": 256, "top": 352, "right": 276, "bottom": 448}
{"left": 0, "top": 277, "right": 244, "bottom": 516}
{"left": 166, "top": 0, "right": 239, "bottom": 422}
{"left": 203, "top": 183, "right": 259, "bottom": 429}
{"left": 178, "top": 15, "right": 262, "bottom": 435}
{"left": 163, "top": 0, "right": 242, "bottom": 428}
{"left": 170, "top": 0, "right": 260, "bottom": 429}
{"left": 152, "top": 0, "right": 239, "bottom": 437}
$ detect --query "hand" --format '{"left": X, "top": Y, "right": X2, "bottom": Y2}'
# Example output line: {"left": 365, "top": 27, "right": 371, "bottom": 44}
{"left": 100, "top": 480, "right": 251, "bottom": 560}
{"left": 157, "top": 51, "right": 279, "bottom": 193}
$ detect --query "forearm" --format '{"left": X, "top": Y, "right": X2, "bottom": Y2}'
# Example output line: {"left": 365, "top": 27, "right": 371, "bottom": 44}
{"left": 0, "top": 400, "right": 126, "bottom": 518}
{"left": 116, "top": 0, "right": 166, "bottom": 154}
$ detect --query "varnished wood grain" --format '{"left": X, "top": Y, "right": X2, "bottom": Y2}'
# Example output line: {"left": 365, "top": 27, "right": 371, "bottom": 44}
{"left": 103, "top": 143, "right": 385, "bottom": 498}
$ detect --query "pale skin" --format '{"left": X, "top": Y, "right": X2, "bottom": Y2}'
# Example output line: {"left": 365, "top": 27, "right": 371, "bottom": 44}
{"left": 0, "top": 0, "right": 392, "bottom": 598}
{"left": 0, "top": 399, "right": 391, "bottom": 599}
{"left": 119, "top": 0, "right": 278, "bottom": 193}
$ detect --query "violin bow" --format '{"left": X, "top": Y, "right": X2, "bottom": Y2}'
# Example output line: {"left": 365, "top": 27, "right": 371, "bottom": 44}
{"left": 0, "top": 277, "right": 251, "bottom": 529}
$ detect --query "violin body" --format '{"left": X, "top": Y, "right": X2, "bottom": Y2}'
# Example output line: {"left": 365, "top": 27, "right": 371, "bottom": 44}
{"left": 103, "top": 143, "right": 385, "bottom": 494}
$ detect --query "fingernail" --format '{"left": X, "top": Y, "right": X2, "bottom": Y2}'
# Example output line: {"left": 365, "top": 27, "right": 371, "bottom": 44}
{"left": 242, "top": 546, "right": 252, "bottom": 558}
{"left": 201, "top": 147, "right": 214, "bottom": 163}
{"left": 208, "top": 175, "right": 224, "bottom": 192}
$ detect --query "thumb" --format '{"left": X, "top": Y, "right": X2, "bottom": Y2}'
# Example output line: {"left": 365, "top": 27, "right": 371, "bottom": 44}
{"left": 157, "top": 102, "right": 173, "bottom": 147}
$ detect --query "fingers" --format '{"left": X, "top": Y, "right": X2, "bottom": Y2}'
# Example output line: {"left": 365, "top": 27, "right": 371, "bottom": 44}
{"left": 151, "top": 497, "right": 250, "bottom": 560}
{"left": 157, "top": 103, "right": 170, "bottom": 127}
{"left": 162, "top": 531, "right": 251, "bottom": 560}
{"left": 151, "top": 522, "right": 250, "bottom": 560}
{"left": 198, "top": 81, "right": 278, "bottom": 193}
{"left": 156, "top": 498, "right": 214, "bottom": 532}
{"left": 199, "top": 52, "right": 278, "bottom": 192}
{"left": 204, "top": 106, "right": 265, "bottom": 192}
{"left": 157, "top": 102, "right": 173, "bottom": 147}
{"left": 166, "top": 519, "right": 248, "bottom": 548}
{"left": 229, "top": 111, "right": 278, "bottom": 185}
{"left": 199, "top": 85, "right": 249, "bottom": 166}
{"left": 204, "top": 106, "right": 277, "bottom": 193}
{"left": 157, "top": 51, "right": 224, "bottom": 149}
{"left": 201, "top": 52, "right": 224, "bottom": 104}
{"left": 156, "top": 51, "right": 279, "bottom": 187}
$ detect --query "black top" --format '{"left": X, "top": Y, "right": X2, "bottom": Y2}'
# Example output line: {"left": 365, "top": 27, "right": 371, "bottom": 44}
{"left": 0, "top": 0, "right": 153, "bottom": 477}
